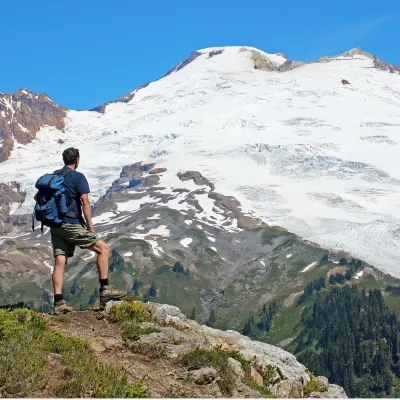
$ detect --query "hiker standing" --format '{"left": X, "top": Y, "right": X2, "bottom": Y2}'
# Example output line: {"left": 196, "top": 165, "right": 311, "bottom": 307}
{"left": 45, "top": 148, "right": 126, "bottom": 314}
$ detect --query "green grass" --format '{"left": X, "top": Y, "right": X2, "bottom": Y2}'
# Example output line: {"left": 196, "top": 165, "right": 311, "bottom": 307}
{"left": 107, "top": 300, "right": 161, "bottom": 343}
{"left": 0, "top": 308, "right": 147, "bottom": 398}
{"left": 122, "top": 320, "right": 161, "bottom": 341}
{"left": 304, "top": 375, "right": 327, "bottom": 395}
{"left": 107, "top": 300, "right": 151, "bottom": 323}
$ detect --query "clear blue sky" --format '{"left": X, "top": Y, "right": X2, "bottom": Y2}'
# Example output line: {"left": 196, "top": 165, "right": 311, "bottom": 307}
{"left": 1, "top": 0, "right": 399, "bottom": 110}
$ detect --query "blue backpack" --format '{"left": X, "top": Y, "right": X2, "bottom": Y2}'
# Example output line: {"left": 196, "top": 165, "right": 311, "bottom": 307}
{"left": 32, "top": 169, "right": 77, "bottom": 231}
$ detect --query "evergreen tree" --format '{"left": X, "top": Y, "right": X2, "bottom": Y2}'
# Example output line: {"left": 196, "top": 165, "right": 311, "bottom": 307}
{"left": 70, "top": 279, "right": 79, "bottom": 295}
{"left": 149, "top": 282, "right": 157, "bottom": 297}
{"left": 295, "top": 286, "right": 398, "bottom": 397}
{"left": 109, "top": 250, "right": 124, "bottom": 273}
{"left": 132, "top": 278, "right": 141, "bottom": 296}
{"left": 189, "top": 307, "right": 196, "bottom": 320}
{"left": 207, "top": 309, "right": 217, "bottom": 328}
{"left": 88, "top": 288, "right": 99, "bottom": 306}
{"left": 142, "top": 292, "right": 150, "bottom": 303}
{"left": 243, "top": 316, "right": 254, "bottom": 336}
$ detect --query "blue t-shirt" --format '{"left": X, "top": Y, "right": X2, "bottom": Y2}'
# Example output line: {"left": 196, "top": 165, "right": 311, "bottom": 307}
{"left": 58, "top": 166, "right": 90, "bottom": 224}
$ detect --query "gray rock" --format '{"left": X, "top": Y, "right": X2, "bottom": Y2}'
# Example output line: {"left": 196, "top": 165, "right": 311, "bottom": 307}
{"left": 316, "top": 376, "right": 329, "bottom": 387}
{"left": 0, "top": 89, "right": 66, "bottom": 162}
{"left": 177, "top": 171, "right": 215, "bottom": 189}
{"left": 134, "top": 301, "right": 339, "bottom": 397}
{"left": 185, "top": 367, "right": 218, "bottom": 385}
{"left": 228, "top": 357, "right": 244, "bottom": 378}
{"left": 249, "top": 366, "right": 264, "bottom": 385}
{"left": 309, "top": 383, "right": 347, "bottom": 398}
{"left": 279, "top": 59, "right": 306, "bottom": 72}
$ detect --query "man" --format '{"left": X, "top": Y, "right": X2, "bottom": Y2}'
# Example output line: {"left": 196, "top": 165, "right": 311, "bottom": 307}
{"left": 51, "top": 147, "right": 126, "bottom": 314}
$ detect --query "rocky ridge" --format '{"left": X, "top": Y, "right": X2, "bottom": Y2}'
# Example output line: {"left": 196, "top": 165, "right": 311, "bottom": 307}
{"left": 0, "top": 89, "right": 66, "bottom": 162}
{"left": 99, "top": 300, "right": 347, "bottom": 398}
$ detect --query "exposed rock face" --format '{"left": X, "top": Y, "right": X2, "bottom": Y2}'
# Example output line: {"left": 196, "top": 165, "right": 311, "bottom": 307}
{"left": 185, "top": 367, "right": 218, "bottom": 385}
{"left": 340, "top": 47, "right": 374, "bottom": 58}
{"left": 373, "top": 56, "right": 400, "bottom": 74}
{"left": 105, "top": 301, "right": 347, "bottom": 398}
{"left": 164, "top": 51, "right": 203, "bottom": 77}
{"left": 278, "top": 59, "right": 306, "bottom": 72}
{"left": 91, "top": 83, "right": 151, "bottom": 113}
{"left": 0, "top": 182, "right": 29, "bottom": 234}
{"left": 207, "top": 49, "right": 224, "bottom": 59}
{"left": 149, "top": 167, "right": 167, "bottom": 175}
{"left": 240, "top": 48, "right": 278, "bottom": 71}
{"left": 177, "top": 171, "right": 215, "bottom": 189}
{"left": 0, "top": 89, "right": 67, "bottom": 162}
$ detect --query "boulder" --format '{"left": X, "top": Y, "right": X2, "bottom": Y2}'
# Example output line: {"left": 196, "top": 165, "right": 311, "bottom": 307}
{"left": 185, "top": 367, "right": 218, "bottom": 385}
{"left": 250, "top": 366, "right": 264, "bottom": 386}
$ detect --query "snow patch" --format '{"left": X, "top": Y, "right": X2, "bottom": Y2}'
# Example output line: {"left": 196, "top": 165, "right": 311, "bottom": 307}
{"left": 301, "top": 261, "right": 318, "bottom": 273}
{"left": 124, "top": 252, "right": 133, "bottom": 257}
{"left": 92, "top": 212, "right": 116, "bottom": 224}
{"left": 147, "top": 214, "right": 161, "bottom": 220}
{"left": 180, "top": 238, "right": 193, "bottom": 248}
{"left": 286, "top": 254, "right": 293, "bottom": 259}
{"left": 355, "top": 270, "right": 364, "bottom": 280}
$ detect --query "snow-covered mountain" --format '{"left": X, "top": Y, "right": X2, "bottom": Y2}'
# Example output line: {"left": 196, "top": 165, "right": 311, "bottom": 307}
{"left": 1, "top": 46, "right": 400, "bottom": 277}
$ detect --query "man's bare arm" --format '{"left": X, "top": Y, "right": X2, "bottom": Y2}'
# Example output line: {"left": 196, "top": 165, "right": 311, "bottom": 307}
{"left": 81, "top": 193, "right": 94, "bottom": 231}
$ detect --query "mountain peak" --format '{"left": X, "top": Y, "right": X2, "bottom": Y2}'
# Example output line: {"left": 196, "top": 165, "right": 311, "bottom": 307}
{"left": 339, "top": 47, "right": 374, "bottom": 58}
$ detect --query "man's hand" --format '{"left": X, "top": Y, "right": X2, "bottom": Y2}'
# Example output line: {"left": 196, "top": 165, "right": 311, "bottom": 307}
{"left": 88, "top": 226, "right": 96, "bottom": 233}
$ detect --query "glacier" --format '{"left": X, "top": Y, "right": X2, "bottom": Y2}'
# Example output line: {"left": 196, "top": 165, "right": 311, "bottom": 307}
{"left": 0, "top": 46, "right": 400, "bottom": 277}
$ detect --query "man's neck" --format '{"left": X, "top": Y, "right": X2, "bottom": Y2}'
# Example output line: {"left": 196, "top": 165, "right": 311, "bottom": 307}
{"left": 65, "top": 164, "right": 76, "bottom": 171}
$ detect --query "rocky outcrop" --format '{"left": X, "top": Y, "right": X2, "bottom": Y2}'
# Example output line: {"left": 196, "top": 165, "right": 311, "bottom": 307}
{"left": 91, "top": 82, "right": 151, "bottom": 113}
{"left": 239, "top": 47, "right": 278, "bottom": 71}
{"left": 373, "top": 56, "right": 400, "bottom": 74}
{"left": 149, "top": 167, "right": 167, "bottom": 175}
{"left": 278, "top": 59, "right": 306, "bottom": 72}
{"left": 177, "top": 171, "right": 215, "bottom": 189}
{"left": 207, "top": 49, "right": 224, "bottom": 59}
{"left": 0, "top": 89, "right": 66, "bottom": 162}
{"left": 207, "top": 191, "right": 265, "bottom": 229}
{"left": 340, "top": 47, "right": 373, "bottom": 59}
{"left": 0, "top": 182, "right": 29, "bottom": 234}
{"left": 164, "top": 51, "right": 203, "bottom": 77}
{"left": 105, "top": 301, "right": 347, "bottom": 398}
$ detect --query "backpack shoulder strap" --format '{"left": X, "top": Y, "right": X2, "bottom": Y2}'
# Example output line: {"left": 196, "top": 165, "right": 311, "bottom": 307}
{"left": 57, "top": 168, "right": 74, "bottom": 178}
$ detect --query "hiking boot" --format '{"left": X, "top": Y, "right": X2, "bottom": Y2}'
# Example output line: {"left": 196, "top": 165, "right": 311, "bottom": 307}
{"left": 53, "top": 299, "right": 73, "bottom": 315}
{"left": 100, "top": 285, "right": 127, "bottom": 306}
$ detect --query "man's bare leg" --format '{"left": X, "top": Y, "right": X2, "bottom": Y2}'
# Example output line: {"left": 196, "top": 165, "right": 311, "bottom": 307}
{"left": 89, "top": 239, "right": 127, "bottom": 305}
{"left": 89, "top": 240, "right": 110, "bottom": 279}
{"left": 53, "top": 255, "right": 67, "bottom": 295}
{"left": 52, "top": 255, "right": 73, "bottom": 314}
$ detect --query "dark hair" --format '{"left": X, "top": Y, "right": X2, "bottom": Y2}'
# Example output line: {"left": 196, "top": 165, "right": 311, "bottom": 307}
{"left": 62, "top": 147, "right": 80, "bottom": 165}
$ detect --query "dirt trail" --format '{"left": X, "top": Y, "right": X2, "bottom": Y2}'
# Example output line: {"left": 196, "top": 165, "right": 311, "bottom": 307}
{"left": 44, "top": 311, "right": 219, "bottom": 398}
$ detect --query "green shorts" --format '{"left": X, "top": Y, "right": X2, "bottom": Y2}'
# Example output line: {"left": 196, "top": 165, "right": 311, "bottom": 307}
{"left": 50, "top": 223, "right": 100, "bottom": 257}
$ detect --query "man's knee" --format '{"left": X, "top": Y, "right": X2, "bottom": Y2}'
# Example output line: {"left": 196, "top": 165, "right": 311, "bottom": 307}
{"left": 54, "top": 255, "right": 67, "bottom": 268}
{"left": 92, "top": 240, "right": 110, "bottom": 256}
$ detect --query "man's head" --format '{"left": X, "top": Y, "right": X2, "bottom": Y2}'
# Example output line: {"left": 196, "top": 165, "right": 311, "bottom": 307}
{"left": 62, "top": 147, "right": 80, "bottom": 170}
